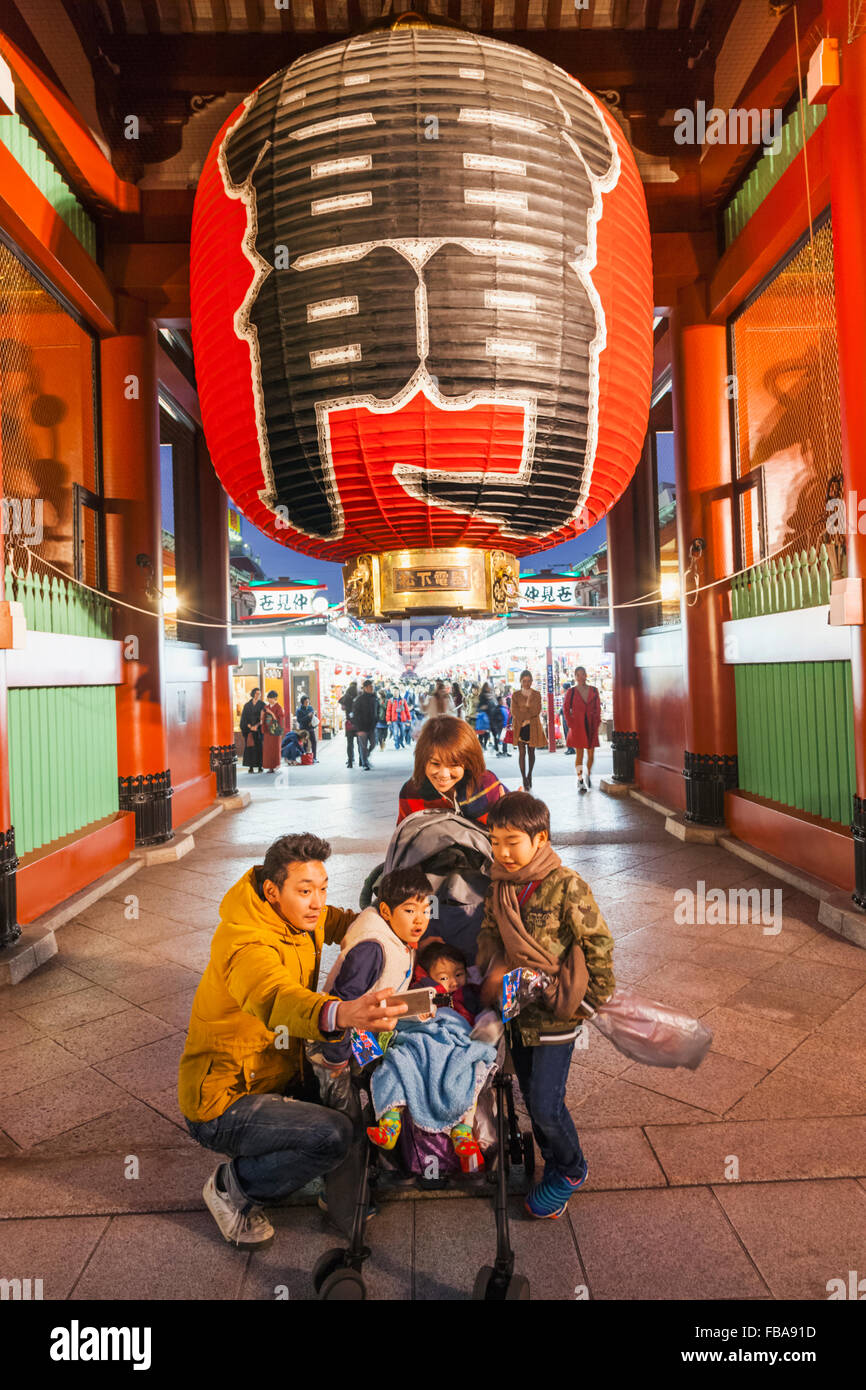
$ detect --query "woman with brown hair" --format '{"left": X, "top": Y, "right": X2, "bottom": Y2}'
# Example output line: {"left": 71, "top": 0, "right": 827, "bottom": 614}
{"left": 510, "top": 669, "right": 547, "bottom": 791}
{"left": 397, "top": 715, "right": 508, "bottom": 825}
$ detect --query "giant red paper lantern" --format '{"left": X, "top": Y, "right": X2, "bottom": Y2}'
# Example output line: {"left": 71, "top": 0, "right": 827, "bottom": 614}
{"left": 191, "top": 20, "right": 653, "bottom": 616}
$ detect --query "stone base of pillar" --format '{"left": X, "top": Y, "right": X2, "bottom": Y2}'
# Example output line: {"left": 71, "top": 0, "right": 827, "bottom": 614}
{"left": 0, "top": 922, "right": 57, "bottom": 987}
{"left": 818, "top": 893, "right": 866, "bottom": 951}
{"left": 130, "top": 833, "right": 195, "bottom": 867}
{"left": 600, "top": 778, "right": 634, "bottom": 797}
{"left": 221, "top": 791, "right": 252, "bottom": 810}
{"left": 683, "top": 752, "right": 738, "bottom": 827}
{"left": 665, "top": 813, "right": 727, "bottom": 844}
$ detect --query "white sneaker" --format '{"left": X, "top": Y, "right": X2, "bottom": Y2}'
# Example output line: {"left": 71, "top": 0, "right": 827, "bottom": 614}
{"left": 203, "top": 1167, "right": 275, "bottom": 1249}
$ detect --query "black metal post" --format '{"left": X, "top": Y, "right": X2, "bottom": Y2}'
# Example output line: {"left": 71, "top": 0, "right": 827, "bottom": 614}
{"left": 118, "top": 770, "right": 174, "bottom": 846}
{"left": 851, "top": 795, "right": 866, "bottom": 909}
{"left": 0, "top": 827, "right": 21, "bottom": 950}
{"left": 610, "top": 730, "right": 639, "bottom": 783}
{"left": 683, "top": 752, "right": 738, "bottom": 826}
{"left": 209, "top": 744, "right": 239, "bottom": 798}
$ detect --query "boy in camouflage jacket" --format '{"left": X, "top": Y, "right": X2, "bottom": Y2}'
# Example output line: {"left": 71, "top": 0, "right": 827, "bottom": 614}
{"left": 477, "top": 791, "right": 615, "bottom": 1219}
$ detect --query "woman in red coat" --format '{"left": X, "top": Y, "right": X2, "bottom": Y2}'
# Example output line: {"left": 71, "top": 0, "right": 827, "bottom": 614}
{"left": 562, "top": 665, "right": 601, "bottom": 794}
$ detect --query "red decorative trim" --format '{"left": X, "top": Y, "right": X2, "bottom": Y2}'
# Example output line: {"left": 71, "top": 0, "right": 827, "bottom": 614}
{"left": 0, "top": 33, "right": 139, "bottom": 215}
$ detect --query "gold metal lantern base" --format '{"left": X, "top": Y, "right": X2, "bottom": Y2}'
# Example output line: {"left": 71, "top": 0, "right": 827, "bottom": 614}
{"left": 343, "top": 548, "right": 520, "bottom": 620}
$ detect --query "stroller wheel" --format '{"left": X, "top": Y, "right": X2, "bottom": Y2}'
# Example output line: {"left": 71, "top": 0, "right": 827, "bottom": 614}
{"left": 319, "top": 1266, "right": 367, "bottom": 1301}
{"left": 312, "top": 1247, "right": 350, "bottom": 1295}
{"left": 472, "top": 1267, "right": 531, "bottom": 1301}
{"left": 521, "top": 1131, "right": 536, "bottom": 1182}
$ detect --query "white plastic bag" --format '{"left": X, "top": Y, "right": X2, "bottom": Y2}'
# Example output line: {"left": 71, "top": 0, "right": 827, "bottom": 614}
{"left": 585, "top": 987, "right": 712, "bottom": 1070}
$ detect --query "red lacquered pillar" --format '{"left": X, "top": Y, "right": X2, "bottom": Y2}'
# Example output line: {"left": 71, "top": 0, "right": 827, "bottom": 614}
{"left": 101, "top": 310, "right": 172, "bottom": 841}
{"left": 670, "top": 280, "right": 738, "bottom": 823}
{"left": 825, "top": 0, "right": 866, "bottom": 900}
{"left": 196, "top": 431, "right": 234, "bottom": 792}
{"left": 0, "top": 425, "right": 21, "bottom": 945}
{"left": 606, "top": 467, "right": 641, "bottom": 784}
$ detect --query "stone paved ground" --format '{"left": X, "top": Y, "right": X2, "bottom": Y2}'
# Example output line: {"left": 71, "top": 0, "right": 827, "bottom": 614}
{"left": 2, "top": 736, "right": 866, "bottom": 1300}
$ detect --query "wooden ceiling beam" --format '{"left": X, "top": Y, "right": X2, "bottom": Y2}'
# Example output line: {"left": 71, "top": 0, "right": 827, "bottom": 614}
{"left": 244, "top": 0, "right": 264, "bottom": 30}
{"left": 544, "top": 0, "right": 561, "bottom": 27}
{"left": 210, "top": 0, "right": 229, "bottom": 31}
{"left": 98, "top": 28, "right": 703, "bottom": 92}
{"left": 105, "top": 0, "right": 128, "bottom": 33}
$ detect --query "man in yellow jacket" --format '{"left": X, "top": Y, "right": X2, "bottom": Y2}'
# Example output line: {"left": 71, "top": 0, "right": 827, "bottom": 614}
{"left": 179, "top": 832, "right": 407, "bottom": 1250}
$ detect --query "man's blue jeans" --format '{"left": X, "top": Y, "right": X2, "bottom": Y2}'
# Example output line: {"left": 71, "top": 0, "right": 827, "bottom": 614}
{"left": 390, "top": 720, "right": 403, "bottom": 748}
{"left": 186, "top": 1092, "right": 353, "bottom": 1208}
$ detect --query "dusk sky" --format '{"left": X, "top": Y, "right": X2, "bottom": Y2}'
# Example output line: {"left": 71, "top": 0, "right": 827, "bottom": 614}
{"left": 236, "top": 513, "right": 608, "bottom": 601}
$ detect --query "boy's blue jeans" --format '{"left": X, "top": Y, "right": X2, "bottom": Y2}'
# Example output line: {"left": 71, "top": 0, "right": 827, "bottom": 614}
{"left": 509, "top": 1032, "right": 586, "bottom": 1180}
{"left": 186, "top": 1091, "right": 353, "bottom": 1209}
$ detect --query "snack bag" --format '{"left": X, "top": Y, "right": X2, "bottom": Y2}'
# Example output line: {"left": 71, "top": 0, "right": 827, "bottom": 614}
{"left": 350, "top": 1029, "right": 383, "bottom": 1067}
{"left": 501, "top": 967, "right": 552, "bottom": 1020}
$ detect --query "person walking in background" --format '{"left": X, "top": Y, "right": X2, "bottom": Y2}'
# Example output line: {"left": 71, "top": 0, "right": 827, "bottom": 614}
{"left": 475, "top": 702, "right": 490, "bottom": 749}
{"left": 479, "top": 681, "right": 503, "bottom": 754}
{"left": 423, "top": 679, "right": 456, "bottom": 717}
{"left": 295, "top": 695, "right": 319, "bottom": 763}
{"left": 561, "top": 681, "right": 575, "bottom": 755}
{"left": 388, "top": 692, "right": 410, "bottom": 748}
{"left": 497, "top": 687, "right": 512, "bottom": 758}
{"left": 510, "top": 669, "right": 546, "bottom": 791}
{"left": 375, "top": 687, "right": 389, "bottom": 751}
{"left": 451, "top": 681, "right": 465, "bottom": 719}
{"left": 352, "top": 678, "right": 378, "bottom": 771}
{"left": 463, "top": 683, "right": 479, "bottom": 724}
{"left": 262, "top": 690, "right": 285, "bottom": 773}
{"left": 240, "top": 687, "right": 266, "bottom": 774}
{"left": 562, "top": 665, "right": 601, "bottom": 794}
{"left": 339, "top": 681, "right": 358, "bottom": 768}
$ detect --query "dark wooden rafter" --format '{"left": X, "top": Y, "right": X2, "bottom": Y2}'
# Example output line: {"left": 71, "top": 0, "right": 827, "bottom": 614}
{"left": 677, "top": 0, "right": 697, "bottom": 26}
{"left": 645, "top": 0, "right": 664, "bottom": 27}
{"left": 611, "top": 0, "right": 630, "bottom": 27}
{"left": 140, "top": 0, "right": 162, "bottom": 34}
{"left": 97, "top": 27, "right": 701, "bottom": 90}
{"left": 544, "top": 0, "right": 561, "bottom": 28}
{"left": 105, "top": 0, "right": 128, "bottom": 33}
{"left": 513, "top": 0, "right": 530, "bottom": 30}
{"left": 244, "top": 0, "right": 264, "bottom": 30}
{"left": 480, "top": 1, "right": 495, "bottom": 30}
{"left": 278, "top": 2, "right": 295, "bottom": 32}
{"left": 347, "top": 0, "right": 364, "bottom": 30}
{"left": 448, "top": 0, "right": 462, "bottom": 20}
{"left": 210, "top": 0, "right": 229, "bottom": 30}
{"left": 313, "top": 0, "right": 330, "bottom": 30}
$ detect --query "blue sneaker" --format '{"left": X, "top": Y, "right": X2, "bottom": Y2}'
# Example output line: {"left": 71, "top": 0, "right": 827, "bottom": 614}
{"left": 525, "top": 1161, "right": 588, "bottom": 1219}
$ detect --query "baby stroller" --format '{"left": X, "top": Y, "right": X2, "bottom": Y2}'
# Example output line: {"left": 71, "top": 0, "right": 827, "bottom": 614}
{"left": 314, "top": 810, "right": 534, "bottom": 1301}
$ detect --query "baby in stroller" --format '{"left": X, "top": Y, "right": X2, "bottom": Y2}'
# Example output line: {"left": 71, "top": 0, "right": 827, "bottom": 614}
{"left": 310, "top": 867, "right": 497, "bottom": 1176}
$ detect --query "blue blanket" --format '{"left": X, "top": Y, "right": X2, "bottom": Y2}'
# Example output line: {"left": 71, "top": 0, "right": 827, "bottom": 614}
{"left": 371, "top": 1009, "right": 497, "bottom": 1133}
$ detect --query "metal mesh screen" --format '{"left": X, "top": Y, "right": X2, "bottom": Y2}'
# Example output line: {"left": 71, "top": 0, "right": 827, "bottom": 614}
{"left": 730, "top": 218, "right": 842, "bottom": 569}
{"left": 0, "top": 239, "right": 99, "bottom": 580}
